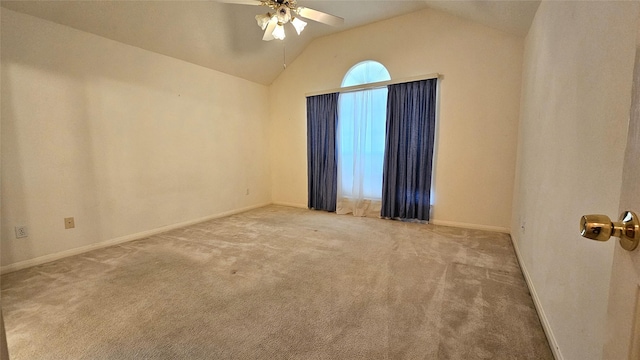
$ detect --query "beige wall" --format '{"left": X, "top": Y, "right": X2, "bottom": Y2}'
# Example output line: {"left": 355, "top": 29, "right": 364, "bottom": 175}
{"left": 269, "top": 8, "right": 524, "bottom": 231}
{"left": 8, "top": 3, "right": 638, "bottom": 358}
{"left": 511, "top": 2, "right": 639, "bottom": 359}
{"left": 1, "top": 10, "right": 272, "bottom": 268}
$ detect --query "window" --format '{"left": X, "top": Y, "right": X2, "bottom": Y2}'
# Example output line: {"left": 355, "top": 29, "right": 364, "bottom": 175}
{"left": 337, "top": 61, "right": 390, "bottom": 210}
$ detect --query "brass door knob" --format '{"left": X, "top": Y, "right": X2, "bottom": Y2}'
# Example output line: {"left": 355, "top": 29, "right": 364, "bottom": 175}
{"left": 580, "top": 211, "right": 640, "bottom": 251}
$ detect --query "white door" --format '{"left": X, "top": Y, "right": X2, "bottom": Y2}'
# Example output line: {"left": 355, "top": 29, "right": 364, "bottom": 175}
{"left": 601, "top": 24, "right": 640, "bottom": 360}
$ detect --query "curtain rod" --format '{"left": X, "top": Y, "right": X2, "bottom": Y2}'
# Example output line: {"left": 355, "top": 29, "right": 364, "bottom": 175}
{"left": 305, "top": 73, "right": 442, "bottom": 97}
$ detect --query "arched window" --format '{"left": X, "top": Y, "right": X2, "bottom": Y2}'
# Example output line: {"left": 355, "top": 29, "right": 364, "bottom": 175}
{"left": 341, "top": 60, "right": 391, "bottom": 87}
{"left": 337, "top": 61, "right": 390, "bottom": 216}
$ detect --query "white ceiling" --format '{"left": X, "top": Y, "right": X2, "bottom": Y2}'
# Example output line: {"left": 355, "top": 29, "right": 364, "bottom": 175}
{"left": 0, "top": 1, "right": 540, "bottom": 85}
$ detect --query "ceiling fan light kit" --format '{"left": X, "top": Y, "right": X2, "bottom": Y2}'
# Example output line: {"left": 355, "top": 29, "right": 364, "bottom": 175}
{"left": 291, "top": 17, "right": 307, "bottom": 35}
{"left": 245, "top": 0, "right": 343, "bottom": 41}
{"left": 272, "top": 23, "right": 286, "bottom": 40}
{"left": 255, "top": 12, "right": 272, "bottom": 30}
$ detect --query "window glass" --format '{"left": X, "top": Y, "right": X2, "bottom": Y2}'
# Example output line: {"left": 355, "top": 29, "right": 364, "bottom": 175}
{"left": 341, "top": 61, "right": 391, "bottom": 87}
{"left": 338, "top": 61, "right": 390, "bottom": 200}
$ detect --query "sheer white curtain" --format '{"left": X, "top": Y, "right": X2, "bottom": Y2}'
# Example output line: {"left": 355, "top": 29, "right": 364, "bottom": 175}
{"left": 336, "top": 61, "right": 390, "bottom": 217}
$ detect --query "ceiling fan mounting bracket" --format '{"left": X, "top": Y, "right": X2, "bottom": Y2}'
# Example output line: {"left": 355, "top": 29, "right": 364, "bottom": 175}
{"left": 260, "top": 0, "right": 297, "bottom": 11}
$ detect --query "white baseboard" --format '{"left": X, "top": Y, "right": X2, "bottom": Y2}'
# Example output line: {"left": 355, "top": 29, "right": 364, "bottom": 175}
{"left": 510, "top": 234, "right": 563, "bottom": 360}
{"left": 271, "top": 202, "right": 307, "bottom": 209}
{"left": 429, "top": 219, "right": 510, "bottom": 234}
{"left": 0, "top": 203, "right": 511, "bottom": 274}
{"left": 0, "top": 202, "right": 271, "bottom": 275}
{"left": 269, "top": 206, "right": 510, "bottom": 234}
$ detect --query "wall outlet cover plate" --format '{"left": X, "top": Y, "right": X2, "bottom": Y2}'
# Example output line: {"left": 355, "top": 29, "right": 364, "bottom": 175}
{"left": 15, "top": 226, "right": 28, "bottom": 238}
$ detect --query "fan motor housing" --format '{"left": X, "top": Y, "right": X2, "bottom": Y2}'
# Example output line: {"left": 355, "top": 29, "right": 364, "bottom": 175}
{"left": 276, "top": 5, "right": 291, "bottom": 23}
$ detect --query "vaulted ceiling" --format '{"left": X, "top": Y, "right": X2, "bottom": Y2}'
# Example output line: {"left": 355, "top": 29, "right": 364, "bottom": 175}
{"left": 1, "top": 1, "right": 540, "bottom": 85}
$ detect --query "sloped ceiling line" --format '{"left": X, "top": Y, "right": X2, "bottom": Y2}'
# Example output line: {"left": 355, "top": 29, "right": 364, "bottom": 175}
{"left": 0, "top": 1, "right": 540, "bottom": 85}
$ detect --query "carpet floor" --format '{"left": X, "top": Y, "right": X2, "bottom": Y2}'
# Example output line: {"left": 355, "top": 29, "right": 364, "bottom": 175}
{"left": 1, "top": 205, "right": 553, "bottom": 359}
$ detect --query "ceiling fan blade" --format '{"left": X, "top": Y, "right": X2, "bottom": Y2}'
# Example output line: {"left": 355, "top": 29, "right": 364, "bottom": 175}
{"left": 296, "top": 7, "right": 344, "bottom": 27}
{"left": 216, "top": 0, "right": 261, "bottom": 5}
{"left": 263, "top": 19, "right": 277, "bottom": 41}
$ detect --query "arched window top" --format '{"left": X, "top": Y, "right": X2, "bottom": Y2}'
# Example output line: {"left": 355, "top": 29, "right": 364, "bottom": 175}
{"left": 341, "top": 61, "right": 390, "bottom": 87}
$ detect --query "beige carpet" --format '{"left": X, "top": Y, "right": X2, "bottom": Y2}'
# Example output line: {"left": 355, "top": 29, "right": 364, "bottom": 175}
{"left": 1, "top": 205, "right": 553, "bottom": 359}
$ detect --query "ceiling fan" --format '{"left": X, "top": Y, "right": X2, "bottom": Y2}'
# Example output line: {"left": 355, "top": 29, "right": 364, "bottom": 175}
{"left": 222, "top": 0, "right": 344, "bottom": 41}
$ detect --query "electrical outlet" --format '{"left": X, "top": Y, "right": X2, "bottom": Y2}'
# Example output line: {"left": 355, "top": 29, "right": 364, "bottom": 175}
{"left": 15, "top": 226, "right": 28, "bottom": 238}
{"left": 64, "top": 217, "right": 75, "bottom": 229}
{"left": 246, "top": 188, "right": 250, "bottom": 195}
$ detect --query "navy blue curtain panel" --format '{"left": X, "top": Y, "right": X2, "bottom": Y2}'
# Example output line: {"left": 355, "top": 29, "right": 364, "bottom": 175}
{"left": 307, "top": 93, "right": 339, "bottom": 212}
{"left": 381, "top": 79, "right": 437, "bottom": 221}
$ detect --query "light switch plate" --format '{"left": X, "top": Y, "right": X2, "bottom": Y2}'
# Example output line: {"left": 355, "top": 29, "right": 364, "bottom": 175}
{"left": 64, "top": 217, "right": 75, "bottom": 229}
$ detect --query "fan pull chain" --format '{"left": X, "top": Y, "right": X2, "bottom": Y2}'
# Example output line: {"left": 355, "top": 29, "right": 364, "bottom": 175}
{"left": 283, "top": 44, "right": 287, "bottom": 69}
